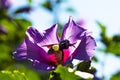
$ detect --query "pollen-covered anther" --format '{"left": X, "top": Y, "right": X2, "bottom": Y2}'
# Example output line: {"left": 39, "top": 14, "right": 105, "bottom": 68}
{"left": 52, "top": 44, "right": 59, "bottom": 51}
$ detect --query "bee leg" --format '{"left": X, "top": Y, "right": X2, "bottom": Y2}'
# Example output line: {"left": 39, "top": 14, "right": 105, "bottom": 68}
{"left": 48, "top": 48, "right": 54, "bottom": 54}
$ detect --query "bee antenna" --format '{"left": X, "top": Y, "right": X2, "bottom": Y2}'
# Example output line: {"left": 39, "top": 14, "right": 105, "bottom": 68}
{"left": 69, "top": 42, "right": 76, "bottom": 48}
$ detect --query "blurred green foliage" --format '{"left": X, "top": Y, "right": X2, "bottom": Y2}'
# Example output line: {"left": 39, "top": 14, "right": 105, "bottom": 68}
{"left": 13, "top": 6, "right": 32, "bottom": 14}
{"left": 76, "top": 61, "right": 91, "bottom": 72}
{"left": 0, "top": 70, "right": 28, "bottom": 80}
{"left": 0, "top": 67, "right": 41, "bottom": 80}
{"left": 28, "top": 0, "right": 32, "bottom": 4}
{"left": 0, "top": 17, "right": 31, "bottom": 69}
{"left": 97, "top": 21, "right": 120, "bottom": 56}
{"left": 97, "top": 21, "right": 120, "bottom": 80}
{"left": 0, "top": 10, "right": 41, "bottom": 78}
{"left": 110, "top": 71, "right": 120, "bottom": 80}
{"left": 42, "top": 0, "right": 52, "bottom": 11}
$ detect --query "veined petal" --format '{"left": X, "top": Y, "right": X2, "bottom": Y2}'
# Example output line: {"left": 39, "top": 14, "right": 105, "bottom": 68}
{"left": 13, "top": 39, "right": 27, "bottom": 60}
{"left": 13, "top": 38, "right": 54, "bottom": 66}
{"left": 64, "top": 35, "right": 96, "bottom": 65}
{"left": 61, "top": 17, "right": 86, "bottom": 43}
{"left": 32, "top": 60, "right": 56, "bottom": 70}
{"left": 72, "top": 35, "right": 96, "bottom": 60}
{"left": 26, "top": 24, "right": 59, "bottom": 46}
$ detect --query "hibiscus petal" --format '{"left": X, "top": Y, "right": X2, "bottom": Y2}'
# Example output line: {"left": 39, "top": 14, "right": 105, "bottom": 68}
{"left": 13, "top": 39, "right": 27, "bottom": 60}
{"left": 64, "top": 35, "right": 96, "bottom": 65}
{"left": 72, "top": 35, "right": 96, "bottom": 60}
{"left": 61, "top": 17, "right": 86, "bottom": 43}
{"left": 13, "top": 38, "right": 52, "bottom": 65}
{"left": 32, "top": 60, "right": 56, "bottom": 70}
{"left": 26, "top": 24, "right": 59, "bottom": 46}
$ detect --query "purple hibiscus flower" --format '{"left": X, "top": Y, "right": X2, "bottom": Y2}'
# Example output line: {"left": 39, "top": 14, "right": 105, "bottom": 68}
{"left": 13, "top": 17, "right": 96, "bottom": 70}
{"left": 0, "top": 0, "right": 11, "bottom": 9}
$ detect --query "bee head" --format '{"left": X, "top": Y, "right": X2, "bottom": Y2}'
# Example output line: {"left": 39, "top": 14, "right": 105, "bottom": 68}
{"left": 59, "top": 40, "right": 70, "bottom": 50}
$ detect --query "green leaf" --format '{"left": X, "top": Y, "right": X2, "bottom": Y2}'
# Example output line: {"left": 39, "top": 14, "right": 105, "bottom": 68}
{"left": 97, "top": 21, "right": 111, "bottom": 46}
{"left": 6, "top": 64, "right": 41, "bottom": 80}
{"left": 0, "top": 70, "right": 28, "bottom": 80}
{"left": 41, "top": 1, "right": 52, "bottom": 11}
{"left": 28, "top": 0, "right": 32, "bottom": 4}
{"left": 106, "top": 41, "right": 120, "bottom": 56}
{"left": 107, "top": 35, "right": 120, "bottom": 56}
{"left": 76, "top": 61, "right": 91, "bottom": 72}
{"left": 92, "top": 56, "right": 98, "bottom": 62}
{"left": 58, "top": 23, "right": 63, "bottom": 37}
{"left": 110, "top": 71, "right": 120, "bottom": 80}
{"left": 0, "top": 44, "right": 11, "bottom": 61}
{"left": 0, "top": 8, "right": 9, "bottom": 20}
{"left": 13, "top": 18, "right": 31, "bottom": 30}
{"left": 50, "top": 65, "right": 80, "bottom": 80}
{"left": 113, "top": 35, "right": 120, "bottom": 42}
{"left": 97, "top": 21, "right": 120, "bottom": 56}
{"left": 103, "top": 35, "right": 120, "bottom": 56}
{"left": 0, "top": 18, "right": 31, "bottom": 70}
{"left": 97, "top": 21, "right": 106, "bottom": 37}
{"left": 14, "top": 6, "right": 31, "bottom": 14}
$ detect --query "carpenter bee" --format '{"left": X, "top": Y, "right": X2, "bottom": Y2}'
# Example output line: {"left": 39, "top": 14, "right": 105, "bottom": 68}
{"left": 43, "top": 40, "right": 76, "bottom": 62}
